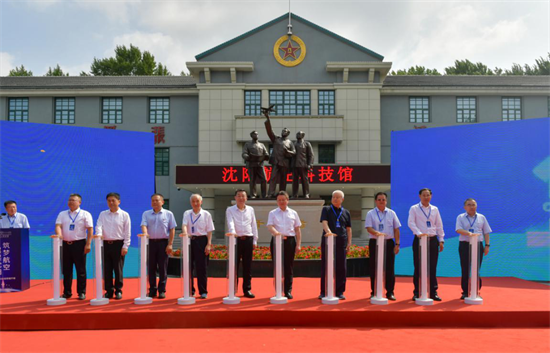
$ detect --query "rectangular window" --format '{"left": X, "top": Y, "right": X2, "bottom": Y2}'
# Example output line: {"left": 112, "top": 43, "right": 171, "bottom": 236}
{"left": 269, "top": 91, "right": 310, "bottom": 116}
{"left": 155, "top": 148, "right": 170, "bottom": 176}
{"left": 457, "top": 97, "right": 477, "bottom": 123}
{"left": 244, "top": 91, "right": 261, "bottom": 116}
{"left": 102, "top": 98, "right": 122, "bottom": 124}
{"left": 409, "top": 97, "right": 429, "bottom": 123}
{"left": 318, "top": 90, "right": 335, "bottom": 115}
{"left": 502, "top": 97, "right": 521, "bottom": 121}
{"left": 163, "top": 199, "right": 170, "bottom": 210}
{"left": 54, "top": 98, "right": 75, "bottom": 124}
{"left": 149, "top": 98, "right": 170, "bottom": 124}
{"left": 8, "top": 98, "right": 29, "bottom": 122}
{"left": 318, "top": 144, "right": 335, "bottom": 164}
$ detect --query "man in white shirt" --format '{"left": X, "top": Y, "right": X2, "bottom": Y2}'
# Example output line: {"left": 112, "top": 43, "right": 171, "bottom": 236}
{"left": 140, "top": 194, "right": 177, "bottom": 299}
{"left": 53, "top": 194, "right": 93, "bottom": 300}
{"left": 182, "top": 194, "right": 215, "bottom": 299}
{"left": 408, "top": 188, "right": 445, "bottom": 301}
{"left": 267, "top": 191, "right": 302, "bottom": 299}
{"left": 365, "top": 192, "right": 401, "bottom": 301}
{"left": 1, "top": 200, "right": 30, "bottom": 229}
{"left": 455, "top": 198, "right": 492, "bottom": 300}
{"left": 96, "top": 192, "right": 131, "bottom": 300}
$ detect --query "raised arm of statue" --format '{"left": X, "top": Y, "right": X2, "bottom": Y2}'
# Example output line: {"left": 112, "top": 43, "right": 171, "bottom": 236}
{"left": 264, "top": 117, "right": 276, "bottom": 143}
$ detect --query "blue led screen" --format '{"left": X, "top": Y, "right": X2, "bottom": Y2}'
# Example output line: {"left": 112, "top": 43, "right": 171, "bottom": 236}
{"left": 0, "top": 121, "right": 154, "bottom": 279}
{"left": 391, "top": 118, "right": 549, "bottom": 281}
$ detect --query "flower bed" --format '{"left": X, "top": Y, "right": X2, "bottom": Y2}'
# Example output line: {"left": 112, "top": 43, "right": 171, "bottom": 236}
{"left": 171, "top": 244, "right": 369, "bottom": 260}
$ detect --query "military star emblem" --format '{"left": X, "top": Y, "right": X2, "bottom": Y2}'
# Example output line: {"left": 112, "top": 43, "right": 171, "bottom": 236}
{"left": 280, "top": 40, "right": 300, "bottom": 60}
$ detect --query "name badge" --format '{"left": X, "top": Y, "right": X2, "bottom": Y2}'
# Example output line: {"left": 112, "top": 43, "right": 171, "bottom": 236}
{"left": 469, "top": 228, "right": 474, "bottom": 233}
{"left": 426, "top": 221, "right": 431, "bottom": 228}
{"left": 191, "top": 226, "right": 195, "bottom": 233}
{"left": 336, "top": 220, "right": 342, "bottom": 228}
{"left": 69, "top": 224, "right": 75, "bottom": 231}
{"left": 378, "top": 224, "right": 384, "bottom": 231}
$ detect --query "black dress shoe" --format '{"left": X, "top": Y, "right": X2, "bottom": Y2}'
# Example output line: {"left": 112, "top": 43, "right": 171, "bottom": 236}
{"left": 78, "top": 293, "right": 86, "bottom": 300}
{"left": 370, "top": 292, "right": 374, "bottom": 299}
{"left": 115, "top": 292, "right": 122, "bottom": 300}
{"left": 338, "top": 294, "right": 346, "bottom": 300}
{"left": 104, "top": 292, "right": 113, "bottom": 299}
{"left": 244, "top": 291, "right": 255, "bottom": 298}
{"left": 431, "top": 294, "right": 442, "bottom": 301}
{"left": 387, "top": 293, "right": 396, "bottom": 301}
{"left": 285, "top": 292, "right": 293, "bottom": 299}
{"left": 318, "top": 294, "right": 324, "bottom": 300}
{"left": 158, "top": 292, "right": 166, "bottom": 299}
{"left": 460, "top": 294, "right": 466, "bottom": 300}
{"left": 148, "top": 292, "right": 157, "bottom": 298}
{"left": 412, "top": 295, "right": 418, "bottom": 301}
{"left": 62, "top": 293, "right": 72, "bottom": 299}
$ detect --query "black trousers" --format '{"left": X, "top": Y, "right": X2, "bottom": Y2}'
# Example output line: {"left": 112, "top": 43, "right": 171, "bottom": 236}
{"left": 412, "top": 236, "right": 439, "bottom": 296}
{"left": 235, "top": 236, "right": 254, "bottom": 292}
{"left": 191, "top": 236, "right": 209, "bottom": 295}
{"left": 103, "top": 240, "right": 125, "bottom": 295}
{"left": 268, "top": 165, "right": 288, "bottom": 196}
{"left": 249, "top": 166, "right": 267, "bottom": 198}
{"left": 292, "top": 167, "right": 310, "bottom": 198}
{"left": 148, "top": 239, "right": 169, "bottom": 294}
{"left": 62, "top": 239, "right": 87, "bottom": 296}
{"left": 459, "top": 241, "right": 484, "bottom": 295}
{"left": 270, "top": 236, "right": 296, "bottom": 294}
{"left": 320, "top": 235, "right": 347, "bottom": 296}
{"left": 369, "top": 238, "right": 396, "bottom": 294}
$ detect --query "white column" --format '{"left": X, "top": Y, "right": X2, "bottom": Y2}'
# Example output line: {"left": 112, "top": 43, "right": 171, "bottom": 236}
{"left": 371, "top": 235, "right": 388, "bottom": 305}
{"left": 361, "top": 188, "right": 374, "bottom": 241}
{"left": 415, "top": 236, "right": 433, "bottom": 306}
{"left": 223, "top": 234, "right": 240, "bottom": 304}
{"left": 47, "top": 237, "right": 66, "bottom": 306}
{"left": 90, "top": 237, "right": 109, "bottom": 306}
{"left": 465, "top": 235, "right": 483, "bottom": 305}
{"left": 134, "top": 236, "right": 152, "bottom": 305}
{"left": 270, "top": 235, "right": 287, "bottom": 304}
{"left": 178, "top": 235, "right": 195, "bottom": 305}
{"left": 322, "top": 234, "right": 339, "bottom": 305}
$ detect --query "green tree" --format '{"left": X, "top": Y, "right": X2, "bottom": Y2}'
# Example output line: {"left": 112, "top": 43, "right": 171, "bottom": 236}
{"left": 445, "top": 59, "right": 496, "bottom": 75}
{"left": 89, "top": 44, "right": 170, "bottom": 76}
{"left": 390, "top": 65, "right": 441, "bottom": 75}
{"left": 45, "top": 64, "right": 69, "bottom": 76}
{"left": 505, "top": 53, "right": 550, "bottom": 75}
{"left": 9, "top": 65, "right": 33, "bottom": 76}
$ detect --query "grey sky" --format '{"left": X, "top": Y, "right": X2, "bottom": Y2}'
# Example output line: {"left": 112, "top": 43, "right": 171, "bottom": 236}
{"left": 1, "top": 0, "right": 548, "bottom": 76}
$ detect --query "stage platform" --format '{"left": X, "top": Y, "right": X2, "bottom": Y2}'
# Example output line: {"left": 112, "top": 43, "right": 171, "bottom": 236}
{"left": 1, "top": 277, "right": 548, "bottom": 331}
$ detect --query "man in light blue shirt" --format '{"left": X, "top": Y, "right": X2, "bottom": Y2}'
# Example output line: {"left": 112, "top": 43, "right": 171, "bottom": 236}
{"left": 455, "top": 198, "right": 492, "bottom": 300}
{"left": 140, "top": 193, "right": 177, "bottom": 299}
{"left": 1, "top": 201, "right": 30, "bottom": 229}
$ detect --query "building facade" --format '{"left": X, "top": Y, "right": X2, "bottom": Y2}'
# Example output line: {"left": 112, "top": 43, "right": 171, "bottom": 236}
{"left": 1, "top": 13, "right": 549, "bottom": 244}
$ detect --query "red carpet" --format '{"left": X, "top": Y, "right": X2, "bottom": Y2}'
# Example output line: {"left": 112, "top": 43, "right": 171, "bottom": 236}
{"left": 1, "top": 277, "right": 548, "bottom": 331}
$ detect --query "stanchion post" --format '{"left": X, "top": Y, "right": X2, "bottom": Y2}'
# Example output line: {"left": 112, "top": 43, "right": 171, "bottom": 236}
{"left": 415, "top": 236, "right": 433, "bottom": 306}
{"left": 223, "top": 233, "right": 240, "bottom": 305}
{"left": 270, "top": 234, "right": 287, "bottom": 304}
{"left": 91, "top": 236, "right": 109, "bottom": 306}
{"left": 371, "top": 234, "right": 388, "bottom": 305}
{"left": 134, "top": 234, "right": 152, "bottom": 305}
{"left": 322, "top": 233, "right": 338, "bottom": 305}
{"left": 47, "top": 236, "right": 66, "bottom": 306}
{"left": 465, "top": 235, "right": 483, "bottom": 305}
{"left": 178, "top": 233, "right": 195, "bottom": 305}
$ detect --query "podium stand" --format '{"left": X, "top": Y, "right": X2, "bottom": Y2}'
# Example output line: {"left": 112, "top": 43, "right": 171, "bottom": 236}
{"left": 90, "top": 236, "right": 109, "bottom": 306}
{"left": 322, "top": 233, "right": 338, "bottom": 305}
{"left": 371, "top": 235, "right": 388, "bottom": 305}
{"left": 134, "top": 235, "right": 152, "bottom": 305}
{"left": 178, "top": 235, "right": 195, "bottom": 305}
{"left": 47, "top": 236, "right": 66, "bottom": 306}
{"left": 270, "top": 235, "right": 287, "bottom": 304}
{"left": 465, "top": 235, "right": 483, "bottom": 305}
{"left": 0, "top": 228, "right": 30, "bottom": 292}
{"left": 415, "top": 236, "right": 433, "bottom": 306}
{"left": 223, "top": 234, "right": 240, "bottom": 305}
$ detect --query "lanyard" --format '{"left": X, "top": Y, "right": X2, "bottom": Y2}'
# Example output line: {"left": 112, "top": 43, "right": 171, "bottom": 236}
{"left": 7, "top": 214, "right": 16, "bottom": 227}
{"left": 331, "top": 205, "right": 343, "bottom": 221}
{"left": 375, "top": 209, "right": 386, "bottom": 223}
{"left": 68, "top": 210, "right": 81, "bottom": 224}
{"left": 190, "top": 213, "right": 201, "bottom": 225}
{"left": 467, "top": 214, "right": 477, "bottom": 228}
{"left": 419, "top": 204, "right": 431, "bottom": 220}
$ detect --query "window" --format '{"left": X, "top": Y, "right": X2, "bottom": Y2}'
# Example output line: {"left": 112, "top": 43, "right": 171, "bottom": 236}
{"left": 502, "top": 97, "right": 521, "bottom": 121}
{"left": 8, "top": 98, "right": 29, "bottom": 122}
{"left": 102, "top": 98, "right": 122, "bottom": 124}
{"left": 244, "top": 91, "right": 261, "bottom": 116}
{"left": 409, "top": 97, "right": 429, "bottom": 123}
{"left": 457, "top": 97, "right": 477, "bottom": 123}
{"left": 318, "top": 144, "right": 335, "bottom": 164}
{"left": 155, "top": 148, "right": 169, "bottom": 176}
{"left": 163, "top": 199, "right": 170, "bottom": 210}
{"left": 318, "top": 90, "right": 335, "bottom": 115}
{"left": 54, "top": 98, "right": 75, "bottom": 124}
{"left": 269, "top": 91, "right": 310, "bottom": 115}
{"left": 149, "top": 98, "right": 170, "bottom": 124}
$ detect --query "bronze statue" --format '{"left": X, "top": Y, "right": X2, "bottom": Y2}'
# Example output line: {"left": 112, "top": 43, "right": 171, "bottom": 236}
{"left": 292, "top": 131, "right": 314, "bottom": 198}
{"left": 262, "top": 106, "right": 296, "bottom": 198}
{"left": 242, "top": 130, "right": 269, "bottom": 198}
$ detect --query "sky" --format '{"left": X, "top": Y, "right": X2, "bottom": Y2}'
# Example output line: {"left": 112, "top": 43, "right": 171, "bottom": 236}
{"left": 0, "top": 0, "right": 548, "bottom": 76}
